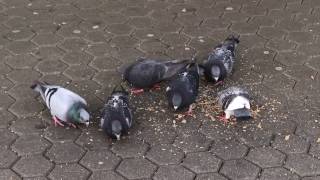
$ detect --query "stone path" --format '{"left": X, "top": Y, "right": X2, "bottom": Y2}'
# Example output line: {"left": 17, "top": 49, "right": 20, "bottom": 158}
{"left": 0, "top": 0, "right": 320, "bottom": 179}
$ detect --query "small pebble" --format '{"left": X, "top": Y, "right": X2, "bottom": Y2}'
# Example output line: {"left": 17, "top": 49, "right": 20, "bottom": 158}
{"left": 33, "top": 12, "right": 39, "bottom": 15}
{"left": 73, "top": 29, "right": 81, "bottom": 34}
{"left": 285, "top": 135, "right": 290, "bottom": 141}
{"left": 263, "top": 50, "right": 270, "bottom": 54}
{"left": 12, "top": 30, "right": 20, "bottom": 33}
{"left": 92, "top": 25, "right": 99, "bottom": 29}
{"left": 275, "top": 67, "right": 283, "bottom": 71}
{"left": 182, "top": 8, "right": 187, "bottom": 12}
{"left": 98, "top": 161, "right": 104, "bottom": 165}
{"left": 147, "top": 33, "right": 154, "bottom": 37}
{"left": 225, "top": 7, "right": 233, "bottom": 11}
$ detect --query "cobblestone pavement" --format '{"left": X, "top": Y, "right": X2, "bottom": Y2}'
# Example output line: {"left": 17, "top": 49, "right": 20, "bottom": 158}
{"left": 0, "top": 0, "right": 320, "bottom": 179}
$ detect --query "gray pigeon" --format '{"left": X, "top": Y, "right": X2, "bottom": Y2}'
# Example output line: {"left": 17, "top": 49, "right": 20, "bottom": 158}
{"left": 202, "top": 35, "right": 240, "bottom": 83}
{"left": 100, "top": 85, "right": 132, "bottom": 140}
{"left": 31, "top": 81, "right": 90, "bottom": 127}
{"left": 217, "top": 86, "right": 251, "bottom": 122}
{"left": 119, "top": 58, "right": 190, "bottom": 94}
{"left": 166, "top": 63, "right": 200, "bottom": 115}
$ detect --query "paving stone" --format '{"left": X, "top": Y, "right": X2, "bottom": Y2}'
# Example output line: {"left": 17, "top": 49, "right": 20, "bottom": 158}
{"left": 309, "top": 143, "right": 320, "bottom": 159}
{"left": 46, "top": 141, "right": 85, "bottom": 163}
{"left": 246, "top": 147, "right": 285, "bottom": 168}
{"left": 272, "top": 134, "right": 310, "bottom": 154}
{"left": 75, "top": 128, "right": 111, "bottom": 150}
{"left": 111, "top": 138, "right": 148, "bottom": 158}
{"left": 36, "top": 60, "right": 68, "bottom": 74}
{"left": 12, "top": 134, "right": 50, "bottom": 155}
{"left": 153, "top": 165, "right": 195, "bottom": 180}
{"left": 106, "top": 24, "right": 133, "bottom": 35}
{"left": 33, "top": 46, "right": 64, "bottom": 61}
{"left": 220, "top": 159, "right": 260, "bottom": 180}
{"left": 173, "top": 132, "right": 211, "bottom": 153}
{"left": 146, "top": 144, "right": 184, "bottom": 165}
{"left": 5, "top": 54, "right": 40, "bottom": 69}
{"left": 32, "top": 33, "right": 62, "bottom": 46}
{"left": 210, "top": 139, "right": 249, "bottom": 160}
{"left": 5, "top": 28, "right": 35, "bottom": 41}
{"left": 259, "top": 167, "right": 300, "bottom": 180}
{"left": 86, "top": 43, "right": 118, "bottom": 57}
{"left": 59, "top": 38, "right": 88, "bottom": 52}
{"left": 110, "top": 35, "right": 138, "bottom": 48}
{"left": 80, "top": 150, "right": 120, "bottom": 171}
{"left": 182, "top": 152, "right": 221, "bottom": 173}
{"left": 90, "top": 56, "right": 123, "bottom": 71}
{"left": 44, "top": 126, "right": 81, "bottom": 143}
{"left": 24, "top": 177, "right": 48, "bottom": 180}
{"left": 7, "top": 69, "right": 41, "bottom": 84}
{"left": 0, "top": 148, "right": 18, "bottom": 168}
{"left": 6, "top": 41, "right": 38, "bottom": 55}
{"left": 0, "top": 169, "right": 21, "bottom": 180}
{"left": 49, "top": 163, "right": 90, "bottom": 180}
{"left": 195, "top": 173, "right": 228, "bottom": 180}
{"left": 0, "top": 76, "right": 14, "bottom": 91}
{"left": 0, "top": 93, "right": 15, "bottom": 108}
{"left": 10, "top": 116, "right": 47, "bottom": 135}
{"left": 64, "top": 65, "right": 96, "bottom": 81}
{"left": 89, "top": 171, "right": 125, "bottom": 180}
{"left": 13, "top": 154, "right": 53, "bottom": 178}
{"left": 307, "top": 56, "right": 320, "bottom": 71}
{"left": 0, "top": 128, "right": 17, "bottom": 148}
{"left": 285, "top": 153, "right": 320, "bottom": 176}
{"left": 62, "top": 51, "right": 94, "bottom": 66}
{"left": 117, "top": 158, "right": 157, "bottom": 179}
{"left": 0, "top": 109, "right": 15, "bottom": 128}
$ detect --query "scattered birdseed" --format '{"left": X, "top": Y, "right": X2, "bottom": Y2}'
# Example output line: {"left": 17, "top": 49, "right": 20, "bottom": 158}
{"left": 92, "top": 25, "right": 99, "bottom": 29}
{"left": 73, "top": 29, "right": 81, "bottom": 34}
{"left": 275, "top": 67, "right": 283, "bottom": 71}
{"left": 225, "top": 7, "right": 233, "bottom": 10}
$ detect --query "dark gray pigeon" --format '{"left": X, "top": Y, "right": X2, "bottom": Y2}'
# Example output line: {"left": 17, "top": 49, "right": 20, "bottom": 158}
{"left": 166, "top": 63, "right": 200, "bottom": 115}
{"left": 31, "top": 81, "right": 90, "bottom": 128}
{"left": 217, "top": 86, "right": 251, "bottom": 122}
{"left": 202, "top": 35, "right": 240, "bottom": 83}
{"left": 119, "top": 58, "right": 190, "bottom": 94}
{"left": 100, "top": 85, "right": 133, "bottom": 140}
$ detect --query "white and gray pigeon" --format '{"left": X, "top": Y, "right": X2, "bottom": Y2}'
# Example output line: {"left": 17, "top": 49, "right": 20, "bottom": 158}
{"left": 217, "top": 86, "right": 251, "bottom": 121}
{"left": 100, "top": 85, "right": 133, "bottom": 140}
{"left": 202, "top": 35, "right": 240, "bottom": 83}
{"left": 31, "top": 81, "right": 90, "bottom": 127}
{"left": 119, "top": 57, "right": 190, "bottom": 94}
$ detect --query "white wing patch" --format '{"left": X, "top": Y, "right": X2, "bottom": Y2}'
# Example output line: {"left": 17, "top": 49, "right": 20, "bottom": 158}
{"left": 226, "top": 96, "right": 250, "bottom": 111}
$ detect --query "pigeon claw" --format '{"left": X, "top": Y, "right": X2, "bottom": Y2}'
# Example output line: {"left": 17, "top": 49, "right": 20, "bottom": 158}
{"left": 183, "top": 105, "right": 194, "bottom": 117}
{"left": 130, "top": 88, "right": 144, "bottom": 95}
{"left": 217, "top": 114, "right": 230, "bottom": 125}
{"left": 53, "top": 116, "right": 65, "bottom": 127}
{"left": 151, "top": 84, "right": 161, "bottom": 91}
{"left": 68, "top": 123, "right": 77, "bottom": 128}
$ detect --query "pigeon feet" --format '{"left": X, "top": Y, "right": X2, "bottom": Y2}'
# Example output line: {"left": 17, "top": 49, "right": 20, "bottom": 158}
{"left": 53, "top": 116, "right": 65, "bottom": 127}
{"left": 68, "top": 123, "right": 77, "bottom": 128}
{"left": 131, "top": 88, "right": 144, "bottom": 95}
{"left": 217, "top": 114, "right": 230, "bottom": 125}
{"left": 151, "top": 84, "right": 161, "bottom": 91}
{"left": 183, "top": 105, "right": 194, "bottom": 117}
{"left": 215, "top": 81, "right": 224, "bottom": 86}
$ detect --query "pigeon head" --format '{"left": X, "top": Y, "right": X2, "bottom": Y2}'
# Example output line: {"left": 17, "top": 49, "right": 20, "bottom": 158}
{"left": 69, "top": 103, "right": 90, "bottom": 126}
{"left": 211, "top": 65, "right": 221, "bottom": 81}
{"left": 79, "top": 108, "right": 90, "bottom": 126}
{"left": 210, "top": 61, "right": 227, "bottom": 83}
{"left": 172, "top": 93, "right": 182, "bottom": 110}
{"left": 111, "top": 120, "right": 123, "bottom": 140}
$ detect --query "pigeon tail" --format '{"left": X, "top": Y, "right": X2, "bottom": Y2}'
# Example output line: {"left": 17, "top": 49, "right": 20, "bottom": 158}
{"left": 225, "top": 34, "right": 240, "bottom": 44}
{"left": 163, "top": 59, "right": 190, "bottom": 79}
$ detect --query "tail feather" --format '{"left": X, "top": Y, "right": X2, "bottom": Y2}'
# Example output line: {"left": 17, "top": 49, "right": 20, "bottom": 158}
{"left": 163, "top": 59, "right": 190, "bottom": 79}
{"left": 225, "top": 34, "right": 240, "bottom": 44}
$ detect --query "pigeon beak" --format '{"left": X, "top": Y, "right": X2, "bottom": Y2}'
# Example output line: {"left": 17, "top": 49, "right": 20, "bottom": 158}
{"left": 115, "top": 134, "right": 121, "bottom": 141}
{"left": 85, "top": 121, "right": 90, "bottom": 127}
{"left": 173, "top": 106, "right": 178, "bottom": 110}
{"left": 214, "top": 77, "right": 219, "bottom": 81}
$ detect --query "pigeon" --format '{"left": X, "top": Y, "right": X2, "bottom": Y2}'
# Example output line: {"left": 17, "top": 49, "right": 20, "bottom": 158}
{"left": 202, "top": 35, "right": 240, "bottom": 84}
{"left": 119, "top": 58, "right": 190, "bottom": 94}
{"left": 217, "top": 86, "right": 252, "bottom": 123}
{"left": 166, "top": 63, "right": 200, "bottom": 115}
{"left": 30, "top": 81, "right": 90, "bottom": 127}
{"left": 100, "top": 85, "right": 133, "bottom": 140}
